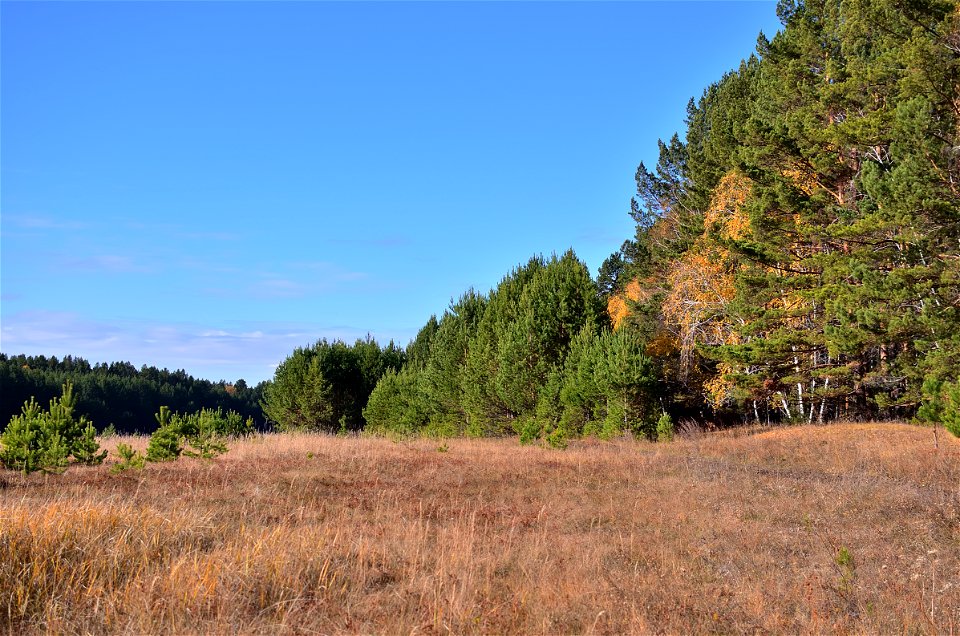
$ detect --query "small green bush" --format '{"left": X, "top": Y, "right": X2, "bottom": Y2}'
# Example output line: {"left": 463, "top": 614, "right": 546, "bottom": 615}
{"left": 182, "top": 412, "right": 228, "bottom": 459}
{"left": 0, "top": 382, "right": 106, "bottom": 474}
{"left": 586, "top": 412, "right": 624, "bottom": 441}
{"left": 73, "top": 421, "right": 108, "bottom": 465}
{"left": 146, "top": 425, "right": 183, "bottom": 462}
{"left": 545, "top": 422, "right": 570, "bottom": 450}
{"left": 602, "top": 401, "right": 629, "bottom": 440}
{"left": 146, "top": 406, "right": 232, "bottom": 462}
{"left": 111, "top": 443, "right": 145, "bottom": 473}
{"left": 146, "top": 406, "right": 183, "bottom": 462}
{"left": 0, "top": 398, "right": 44, "bottom": 473}
{"left": 537, "top": 412, "right": 577, "bottom": 450}
{"left": 41, "top": 433, "right": 70, "bottom": 474}
{"left": 656, "top": 412, "right": 675, "bottom": 442}
{"left": 516, "top": 416, "right": 542, "bottom": 446}
{"left": 206, "top": 407, "right": 254, "bottom": 437}
{"left": 581, "top": 415, "right": 604, "bottom": 439}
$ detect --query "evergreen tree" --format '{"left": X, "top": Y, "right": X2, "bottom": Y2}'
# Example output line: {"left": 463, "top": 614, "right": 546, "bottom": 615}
{"left": 461, "top": 252, "right": 604, "bottom": 434}
{"left": 406, "top": 315, "right": 439, "bottom": 370}
{"left": 261, "top": 347, "right": 333, "bottom": 431}
{"left": 494, "top": 250, "right": 605, "bottom": 417}
{"left": 712, "top": 0, "right": 960, "bottom": 421}
{"left": 0, "top": 382, "right": 106, "bottom": 473}
{"left": 0, "top": 353, "right": 265, "bottom": 435}
{"left": 146, "top": 406, "right": 183, "bottom": 462}
{"left": 461, "top": 256, "right": 547, "bottom": 432}
{"left": 419, "top": 290, "right": 488, "bottom": 431}
{"left": 261, "top": 337, "right": 404, "bottom": 432}
{"left": 363, "top": 367, "right": 428, "bottom": 436}
{"left": 0, "top": 398, "right": 44, "bottom": 473}
{"left": 72, "top": 421, "right": 108, "bottom": 465}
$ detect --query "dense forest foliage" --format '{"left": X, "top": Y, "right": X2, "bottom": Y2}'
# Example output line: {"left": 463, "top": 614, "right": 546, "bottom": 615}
{"left": 340, "top": 0, "right": 960, "bottom": 441}
{"left": 603, "top": 0, "right": 960, "bottom": 427}
{"left": 0, "top": 354, "right": 265, "bottom": 434}
{"left": 260, "top": 336, "right": 405, "bottom": 433}
{"left": 359, "top": 251, "right": 670, "bottom": 443}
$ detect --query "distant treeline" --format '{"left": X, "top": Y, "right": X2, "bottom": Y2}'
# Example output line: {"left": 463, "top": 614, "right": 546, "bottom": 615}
{"left": 0, "top": 354, "right": 266, "bottom": 434}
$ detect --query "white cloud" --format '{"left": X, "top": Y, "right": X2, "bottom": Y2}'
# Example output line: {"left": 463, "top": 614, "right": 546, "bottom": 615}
{"left": 3, "top": 214, "right": 89, "bottom": 231}
{"left": 0, "top": 310, "right": 383, "bottom": 383}
{"left": 60, "top": 254, "right": 150, "bottom": 273}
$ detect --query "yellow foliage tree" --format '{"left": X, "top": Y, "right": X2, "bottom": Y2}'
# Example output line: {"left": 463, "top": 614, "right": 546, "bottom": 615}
{"left": 703, "top": 172, "right": 751, "bottom": 241}
{"left": 662, "top": 247, "right": 738, "bottom": 369}
{"left": 607, "top": 279, "right": 642, "bottom": 330}
{"left": 662, "top": 172, "right": 750, "bottom": 376}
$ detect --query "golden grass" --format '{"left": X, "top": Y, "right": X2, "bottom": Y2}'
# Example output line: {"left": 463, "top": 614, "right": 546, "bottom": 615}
{"left": 1, "top": 423, "right": 958, "bottom": 634}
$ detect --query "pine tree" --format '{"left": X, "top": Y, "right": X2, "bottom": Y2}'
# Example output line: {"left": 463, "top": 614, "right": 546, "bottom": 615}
{"left": 72, "top": 421, "right": 108, "bottom": 465}
{"left": 419, "top": 290, "right": 487, "bottom": 431}
{"left": 146, "top": 405, "right": 186, "bottom": 462}
{"left": 714, "top": 0, "right": 960, "bottom": 421}
{"left": 0, "top": 398, "right": 44, "bottom": 473}
{"left": 181, "top": 409, "right": 228, "bottom": 459}
{"left": 460, "top": 252, "right": 604, "bottom": 434}
{"left": 405, "top": 316, "right": 439, "bottom": 370}
{"left": 363, "top": 367, "right": 428, "bottom": 436}
{"left": 111, "top": 443, "right": 145, "bottom": 473}
{"left": 262, "top": 337, "right": 404, "bottom": 432}
{"left": 0, "top": 382, "right": 106, "bottom": 473}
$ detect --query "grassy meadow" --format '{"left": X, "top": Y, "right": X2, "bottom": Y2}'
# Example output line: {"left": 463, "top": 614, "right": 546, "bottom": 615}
{"left": 1, "top": 423, "right": 958, "bottom": 634}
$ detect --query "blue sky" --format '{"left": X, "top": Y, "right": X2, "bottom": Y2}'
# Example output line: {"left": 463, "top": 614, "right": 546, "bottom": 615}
{"left": 1, "top": 1, "right": 781, "bottom": 384}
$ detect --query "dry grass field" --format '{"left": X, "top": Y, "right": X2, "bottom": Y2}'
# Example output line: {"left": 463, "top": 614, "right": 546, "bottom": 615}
{"left": 1, "top": 423, "right": 958, "bottom": 634}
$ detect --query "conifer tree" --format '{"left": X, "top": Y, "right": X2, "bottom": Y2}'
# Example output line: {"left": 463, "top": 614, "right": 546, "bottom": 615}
{"left": 73, "top": 421, "right": 108, "bottom": 465}
{"left": 419, "top": 290, "right": 487, "bottom": 431}
{"left": 262, "top": 337, "right": 404, "bottom": 432}
{"left": 0, "top": 382, "right": 105, "bottom": 473}
{"left": 712, "top": 0, "right": 960, "bottom": 421}
{"left": 405, "top": 315, "right": 439, "bottom": 370}
{"left": 0, "top": 398, "right": 43, "bottom": 473}
{"left": 363, "top": 367, "right": 428, "bottom": 435}
{"left": 460, "top": 252, "right": 604, "bottom": 434}
{"left": 146, "top": 406, "right": 183, "bottom": 462}
{"left": 181, "top": 409, "right": 228, "bottom": 459}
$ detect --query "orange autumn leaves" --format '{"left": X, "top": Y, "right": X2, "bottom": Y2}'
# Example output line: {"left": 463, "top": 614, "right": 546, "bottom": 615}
{"left": 703, "top": 172, "right": 751, "bottom": 241}
{"left": 608, "top": 172, "right": 752, "bottom": 405}
{"left": 608, "top": 279, "right": 643, "bottom": 330}
{"left": 662, "top": 174, "right": 748, "bottom": 395}
{"left": 610, "top": 172, "right": 750, "bottom": 346}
